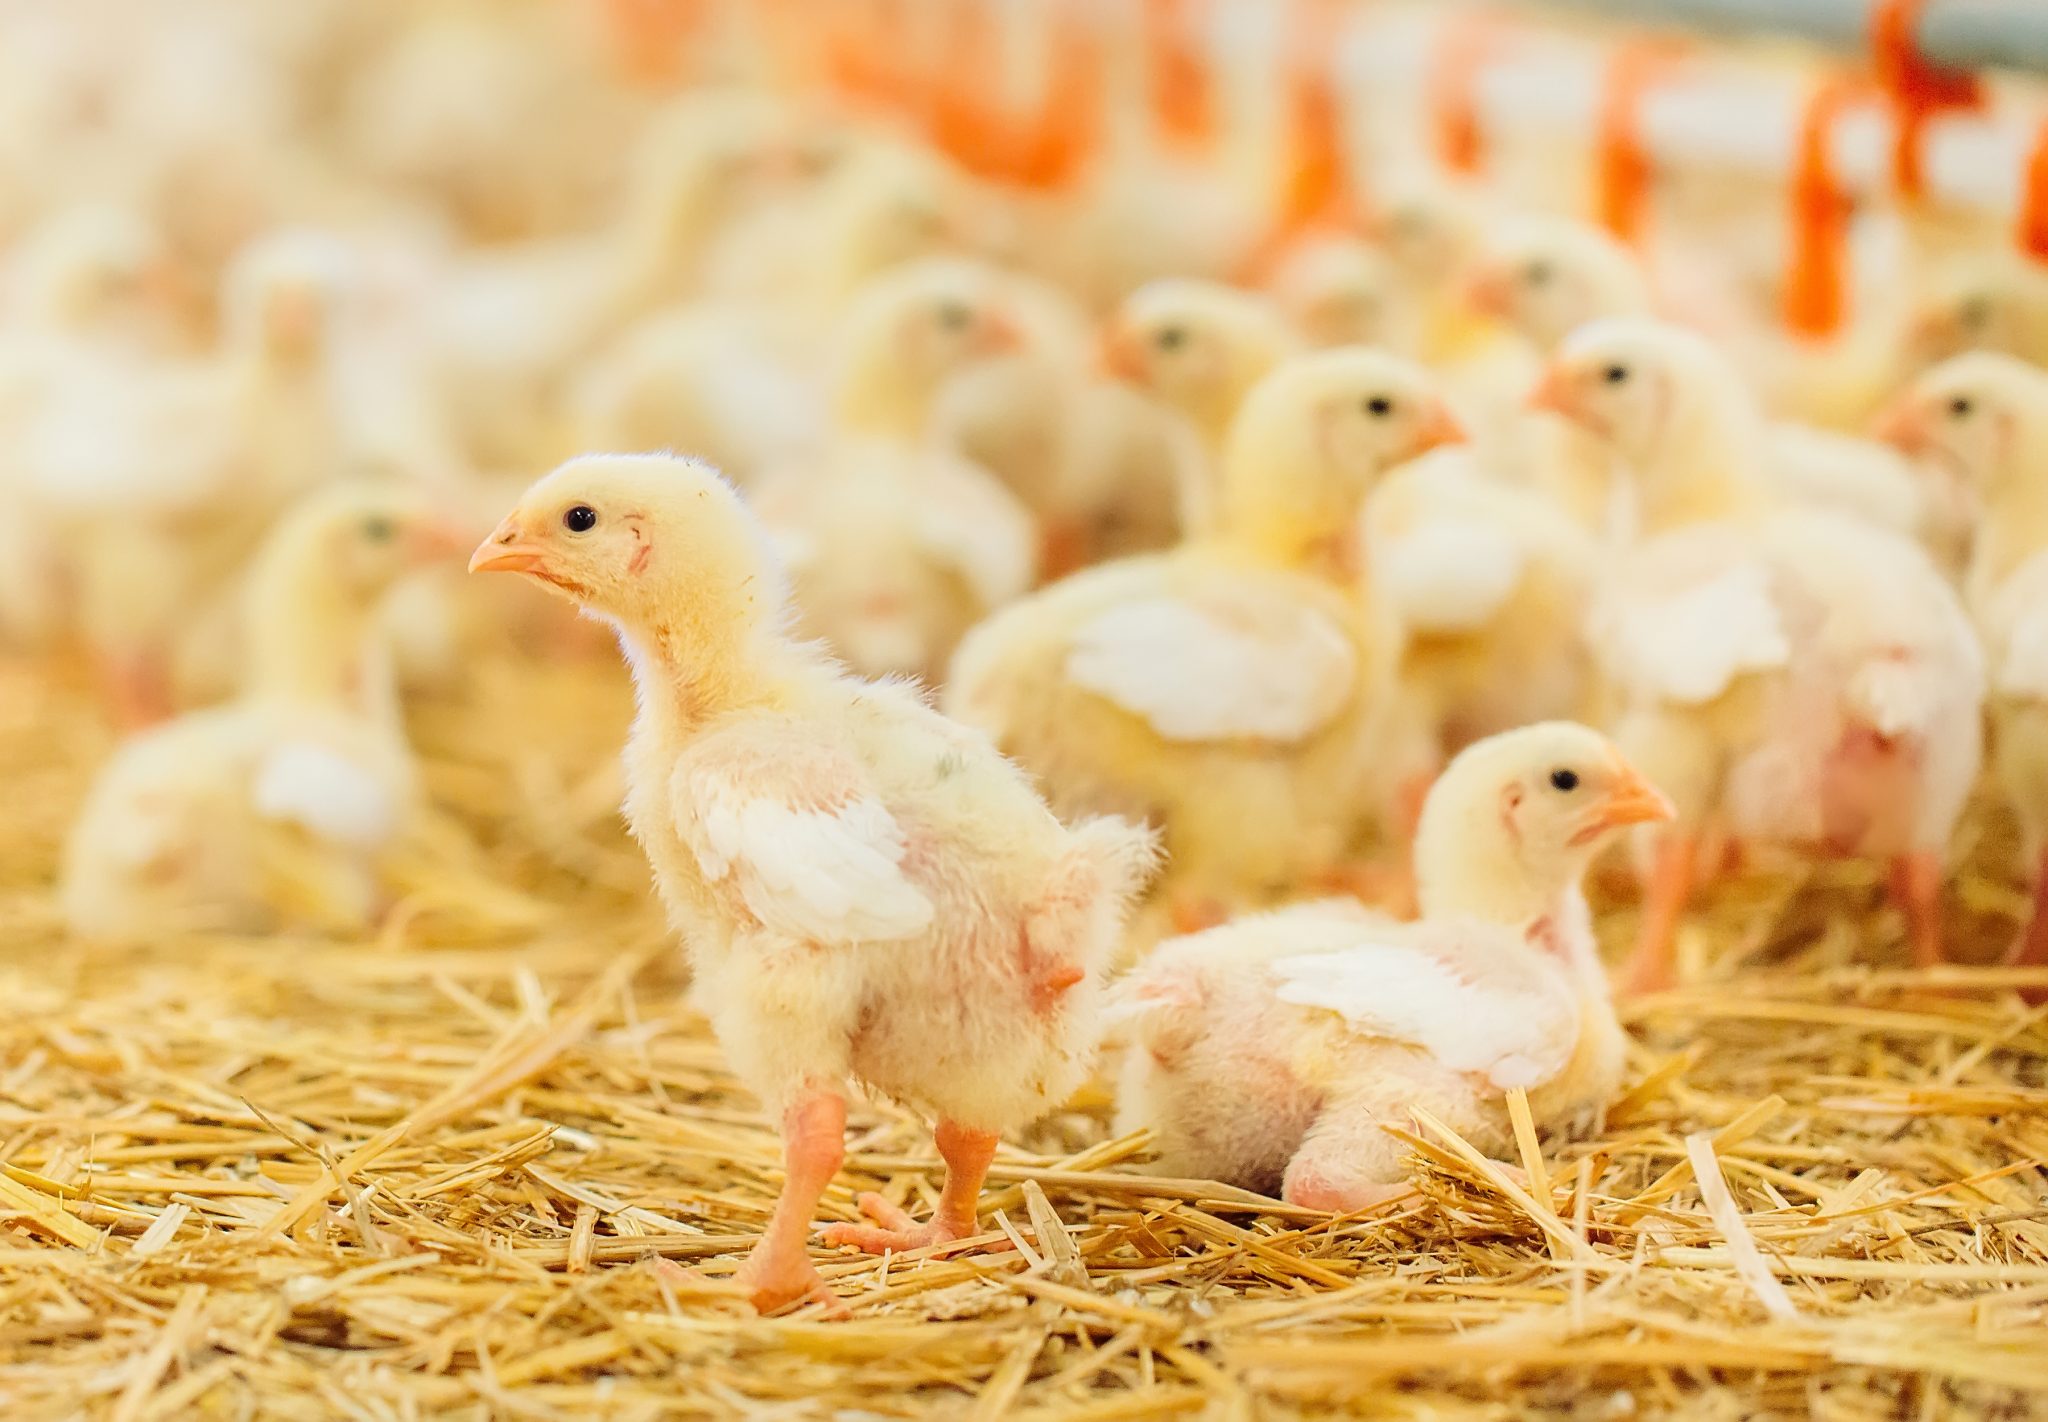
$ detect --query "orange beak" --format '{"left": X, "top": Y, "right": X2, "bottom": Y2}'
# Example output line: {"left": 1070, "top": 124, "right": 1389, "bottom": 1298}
{"left": 1419, "top": 399, "right": 1470, "bottom": 451}
{"left": 977, "top": 307, "right": 1025, "bottom": 356}
{"left": 1873, "top": 397, "right": 1931, "bottom": 454}
{"left": 1095, "top": 323, "right": 1145, "bottom": 383}
{"left": 407, "top": 517, "right": 477, "bottom": 565}
{"left": 469, "top": 517, "right": 549, "bottom": 575}
{"left": 1463, "top": 265, "right": 1512, "bottom": 319}
{"left": 1571, "top": 763, "right": 1676, "bottom": 845}
{"left": 1525, "top": 362, "right": 1575, "bottom": 417}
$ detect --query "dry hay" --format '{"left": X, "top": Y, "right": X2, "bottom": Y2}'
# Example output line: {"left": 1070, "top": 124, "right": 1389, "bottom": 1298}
{"left": 2, "top": 649, "right": 2047, "bottom": 1421}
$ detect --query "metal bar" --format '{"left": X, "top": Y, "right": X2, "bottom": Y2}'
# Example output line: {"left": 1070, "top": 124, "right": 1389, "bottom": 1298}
{"left": 1540, "top": 0, "right": 2048, "bottom": 76}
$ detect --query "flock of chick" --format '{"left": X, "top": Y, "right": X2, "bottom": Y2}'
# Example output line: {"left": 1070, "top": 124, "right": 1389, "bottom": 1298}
{"left": 22, "top": 8, "right": 2048, "bottom": 1319}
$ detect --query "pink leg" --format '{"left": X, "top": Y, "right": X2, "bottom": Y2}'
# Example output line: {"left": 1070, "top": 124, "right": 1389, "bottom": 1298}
{"left": 1887, "top": 851, "right": 1946, "bottom": 971}
{"left": 1620, "top": 830, "right": 1695, "bottom": 997}
{"left": 734, "top": 1088, "right": 847, "bottom": 1315}
{"left": 822, "top": 1119, "right": 999, "bottom": 1254}
{"left": 2008, "top": 849, "right": 2048, "bottom": 1006}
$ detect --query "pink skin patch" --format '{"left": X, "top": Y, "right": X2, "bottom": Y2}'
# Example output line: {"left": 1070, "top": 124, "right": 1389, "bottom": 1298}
{"left": 1014, "top": 923, "right": 1083, "bottom": 1015}
{"left": 1818, "top": 723, "right": 1922, "bottom": 856}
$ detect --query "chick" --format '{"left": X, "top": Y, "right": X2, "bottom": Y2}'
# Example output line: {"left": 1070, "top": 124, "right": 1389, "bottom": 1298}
{"left": 1536, "top": 323, "right": 1985, "bottom": 992}
{"left": 1098, "top": 278, "right": 1302, "bottom": 533}
{"left": 61, "top": 484, "right": 461, "bottom": 940}
{"left": 469, "top": 454, "right": 1156, "bottom": 1314}
{"left": 1113, "top": 723, "right": 1671, "bottom": 1206}
{"left": 1262, "top": 235, "right": 1419, "bottom": 354}
{"left": 1879, "top": 354, "right": 2048, "bottom": 984}
{"left": 1908, "top": 254, "right": 2048, "bottom": 371}
{"left": 946, "top": 351, "right": 1465, "bottom": 927}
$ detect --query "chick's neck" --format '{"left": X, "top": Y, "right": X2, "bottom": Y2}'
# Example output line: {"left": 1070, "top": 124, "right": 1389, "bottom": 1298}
{"left": 1631, "top": 393, "right": 1771, "bottom": 537}
{"left": 1415, "top": 804, "right": 1592, "bottom": 950}
{"left": 242, "top": 556, "right": 398, "bottom": 725}
{"left": 612, "top": 603, "right": 812, "bottom": 734}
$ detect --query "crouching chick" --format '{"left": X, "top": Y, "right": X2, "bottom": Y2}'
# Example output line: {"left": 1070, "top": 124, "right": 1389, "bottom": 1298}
{"left": 61, "top": 484, "right": 464, "bottom": 939}
{"left": 469, "top": 454, "right": 1157, "bottom": 1314}
{"left": 1111, "top": 723, "right": 1671, "bottom": 1209}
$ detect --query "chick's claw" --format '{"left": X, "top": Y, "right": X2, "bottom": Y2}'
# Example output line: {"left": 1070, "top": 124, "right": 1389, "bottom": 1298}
{"left": 734, "top": 1253, "right": 847, "bottom": 1318}
{"left": 821, "top": 1192, "right": 975, "bottom": 1255}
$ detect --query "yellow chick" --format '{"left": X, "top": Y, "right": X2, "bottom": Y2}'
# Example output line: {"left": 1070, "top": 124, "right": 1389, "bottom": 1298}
{"left": 1361, "top": 445, "right": 1601, "bottom": 783}
{"left": 946, "top": 350, "right": 1465, "bottom": 927}
{"left": 1112, "top": 723, "right": 1671, "bottom": 1206}
{"left": 1879, "top": 354, "right": 2048, "bottom": 989}
{"left": 60, "top": 484, "right": 463, "bottom": 940}
{"left": 469, "top": 453, "right": 1156, "bottom": 1315}
{"left": 1908, "top": 253, "right": 2048, "bottom": 371}
{"left": 1262, "top": 234, "right": 1421, "bottom": 354}
{"left": 1098, "top": 278, "right": 1303, "bottom": 533}
{"left": 1536, "top": 322, "right": 1985, "bottom": 993}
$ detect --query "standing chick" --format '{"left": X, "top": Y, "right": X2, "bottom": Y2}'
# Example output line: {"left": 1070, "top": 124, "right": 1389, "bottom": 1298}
{"left": 61, "top": 484, "right": 461, "bottom": 939}
{"left": 469, "top": 454, "right": 1155, "bottom": 1315}
{"left": 1879, "top": 354, "right": 2048, "bottom": 985}
{"left": 1114, "top": 723, "right": 1671, "bottom": 1206}
{"left": 1536, "top": 323, "right": 1985, "bottom": 992}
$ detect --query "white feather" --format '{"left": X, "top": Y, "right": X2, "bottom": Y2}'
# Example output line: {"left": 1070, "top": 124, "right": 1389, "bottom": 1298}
{"left": 685, "top": 773, "right": 934, "bottom": 944}
{"left": 1376, "top": 519, "right": 1526, "bottom": 634}
{"left": 252, "top": 743, "right": 399, "bottom": 849}
{"left": 1615, "top": 562, "right": 1790, "bottom": 705}
{"left": 1272, "top": 927, "right": 1580, "bottom": 1089}
{"left": 1999, "top": 604, "right": 2048, "bottom": 701}
{"left": 1847, "top": 657, "right": 1940, "bottom": 738}
{"left": 1065, "top": 594, "right": 1356, "bottom": 742}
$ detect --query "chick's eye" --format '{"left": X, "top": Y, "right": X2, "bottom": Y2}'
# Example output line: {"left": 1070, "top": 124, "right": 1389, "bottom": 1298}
{"left": 1155, "top": 325, "right": 1188, "bottom": 352}
{"left": 1364, "top": 395, "right": 1394, "bottom": 418}
{"left": 563, "top": 504, "right": 598, "bottom": 533}
{"left": 1948, "top": 395, "right": 1975, "bottom": 419}
{"left": 935, "top": 301, "right": 971, "bottom": 331}
{"left": 361, "top": 516, "right": 395, "bottom": 543}
{"left": 1549, "top": 768, "right": 1580, "bottom": 792}
{"left": 1525, "top": 260, "right": 1552, "bottom": 287}
{"left": 1602, "top": 364, "right": 1630, "bottom": 385}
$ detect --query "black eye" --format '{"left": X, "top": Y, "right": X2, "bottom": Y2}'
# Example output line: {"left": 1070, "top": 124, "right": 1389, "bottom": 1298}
{"left": 1155, "top": 325, "right": 1188, "bottom": 352}
{"left": 936, "top": 301, "right": 971, "bottom": 331}
{"left": 563, "top": 504, "right": 598, "bottom": 533}
{"left": 1364, "top": 395, "right": 1394, "bottom": 418}
{"left": 1948, "top": 395, "right": 1974, "bottom": 419}
{"left": 1602, "top": 364, "right": 1630, "bottom": 385}
{"left": 1525, "top": 260, "right": 1553, "bottom": 287}
{"left": 1549, "top": 768, "right": 1580, "bottom": 792}
{"left": 1960, "top": 296, "right": 1992, "bottom": 329}
{"left": 361, "top": 516, "right": 394, "bottom": 542}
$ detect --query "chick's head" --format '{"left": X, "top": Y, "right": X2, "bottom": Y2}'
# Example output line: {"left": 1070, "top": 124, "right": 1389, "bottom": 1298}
{"left": 1876, "top": 351, "right": 2047, "bottom": 501}
{"left": 1527, "top": 317, "right": 1730, "bottom": 466}
{"left": 832, "top": 258, "right": 1024, "bottom": 431}
{"left": 470, "top": 453, "right": 784, "bottom": 635}
{"left": 1415, "top": 722, "right": 1674, "bottom": 923}
{"left": 1465, "top": 217, "right": 1650, "bottom": 353}
{"left": 263, "top": 482, "right": 473, "bottom": 606}
{"left": 1218, "top": 348, "right": 1465, "bottom": 541}
{"left": 1264, "top": 238, "right": 1407, "bottom": 351}
{"left": 1907, "top": 257, "right": 2048, "bottom": 370}
{"left": 222, "top": 230, "right": 355, "bottom": 366}
{"left": 1099, "top": 280, "right": 1298, "bottom": 427}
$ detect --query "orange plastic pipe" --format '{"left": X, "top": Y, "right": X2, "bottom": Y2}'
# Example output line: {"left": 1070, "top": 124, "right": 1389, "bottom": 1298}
{"left": 1144, "top": 0, "right": 1218, "bottom": 152}
{"left": 1871, "top": 0, "right": 1983, "bottom": 202}
{"left": 1593, "top": 37, "right": 1687, "bottom": 248}
{"left": 1429, "top": 11, "right": 1504, "bottom": 177}
{"left": 603, "top": 0, "right": 701, "bottom": 87}
{"left": 1272, "top": 0, "right": 1356, "bottom": 235}
{"left": 1782, "top": 76, "right": 1862, "bottom": 339}
{"left": 1012, "top": 6, "right": 1105, "bottom": 191}
{"left": 2019, "top": 119, "right": 2048, "bottom": 263}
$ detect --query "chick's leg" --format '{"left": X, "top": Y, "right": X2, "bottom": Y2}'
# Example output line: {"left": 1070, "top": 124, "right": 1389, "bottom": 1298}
{"left": 735, "top": 1086, "right": 847, "bottom": 1316}
{"left": 2008, "top": 848, "right": 2048, "bottom": 1006}
{"left": 823, "top": 1119, "right": 999, "bottom": 1254}
{"left": 1281, "top": 1100, "right": 1417, "bottom": 1215}
{"left": 1620, "top": 829, "right": 1694, "bottom": 997}
{"left": 1887, "top": 851, "right": 1946, "bottom": 970}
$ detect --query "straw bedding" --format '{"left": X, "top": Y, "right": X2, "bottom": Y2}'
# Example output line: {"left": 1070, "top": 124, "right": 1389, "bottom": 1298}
{"left": 3, "top": 649, "right": 2047, "bottom": 1420}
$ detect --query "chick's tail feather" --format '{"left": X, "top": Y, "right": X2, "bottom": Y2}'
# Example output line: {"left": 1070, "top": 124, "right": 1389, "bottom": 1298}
{"left": 1023, "top": 816, "right": 1161, "bottom": 1004}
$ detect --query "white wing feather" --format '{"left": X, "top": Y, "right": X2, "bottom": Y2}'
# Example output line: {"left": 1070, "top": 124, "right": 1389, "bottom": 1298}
{"left": 1065, "top": 594, "right": 1356, "bottom": 742}
{"left": 252, "top": 743, "right": 399, "bottom": 849}
{"left": 683, "top": 768, "right": 934, "bottom": 944}
{"left": 1375, "top": 519, "right": 1526, "bottom": 634}
{"left": 1272, "top": 927, "right": 1580, "bottom": 1089}
{"left": 1614, "top": 562, "right": 1790, "bottom": 705}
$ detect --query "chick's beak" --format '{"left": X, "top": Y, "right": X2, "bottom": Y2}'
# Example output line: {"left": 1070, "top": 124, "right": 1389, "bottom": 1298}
{"left": 408, "top": 517, "right": 476, "bottom": 564}
{"left": 1873, "top": 397, "right": 1930, "bottom": 454}
{"left": 1418, "top": 398, "right": 1470, "bottom": 451}
{"left": 1095, "top": 324, "right": 1145, "bottom": 383}
{"left": 1463, "top": 265, "right": 1512, "bottom": 318}
{"left": 1571, "top": 765, "right": 1676, "bottom": 845}
{"left": 469, "top": 516, "right": 549, "bottom": 575}
{"left": 977, "top": 308, "right": 1025, "bottom": 355}
{"left": 1525, "top": 363, "right": 1575, "bottom": 417}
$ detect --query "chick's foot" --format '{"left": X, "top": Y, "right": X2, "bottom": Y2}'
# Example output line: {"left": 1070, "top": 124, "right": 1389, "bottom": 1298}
{"left": 822, "top": 1193, "right": 977, "bottom": 1254}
